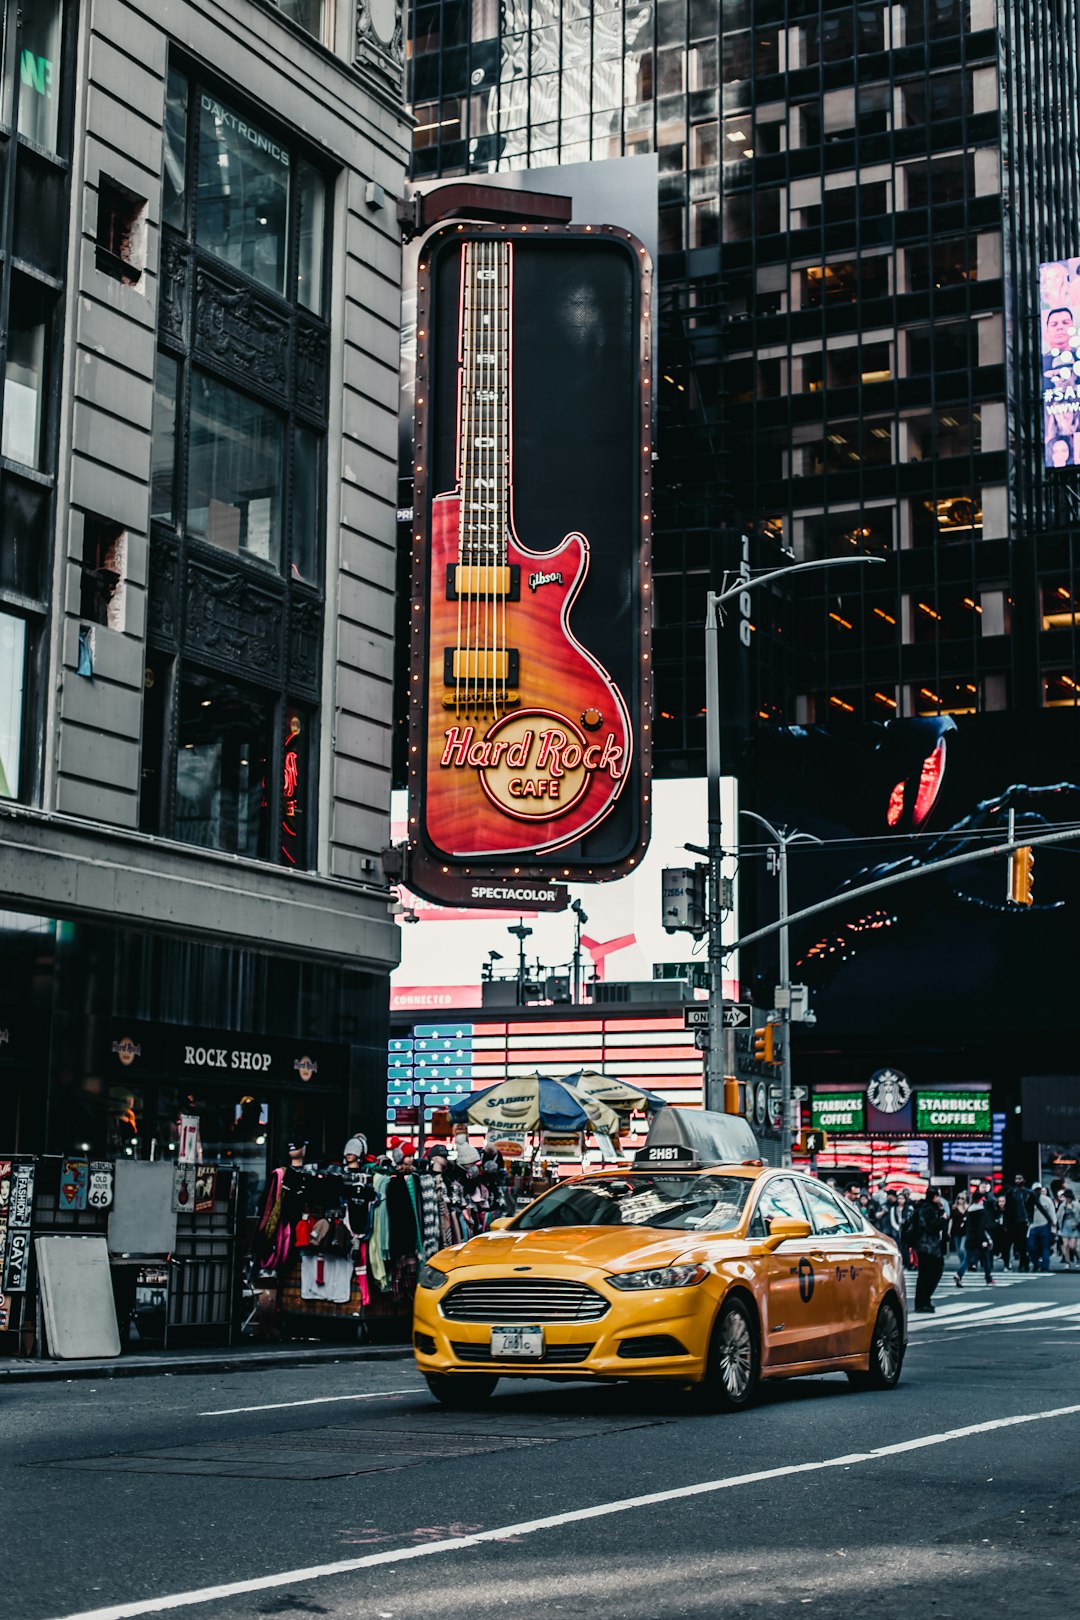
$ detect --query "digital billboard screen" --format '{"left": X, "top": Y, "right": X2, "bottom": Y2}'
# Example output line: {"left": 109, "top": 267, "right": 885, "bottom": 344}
{"left": 1040, "top": 257, "right": 1080, "bottom": 469}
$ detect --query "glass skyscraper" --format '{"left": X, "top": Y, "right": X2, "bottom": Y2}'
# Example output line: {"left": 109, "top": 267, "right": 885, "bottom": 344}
{"left": 405, "top": 0, "right": 1080, "bottom": 775}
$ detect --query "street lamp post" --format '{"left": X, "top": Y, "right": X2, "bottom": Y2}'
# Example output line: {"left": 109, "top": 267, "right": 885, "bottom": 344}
{"left": 703, "top": 552, "right": 884, "bottom": 1125}
{"left": 742, "top": 812, "right": 822, "bottom": 1167}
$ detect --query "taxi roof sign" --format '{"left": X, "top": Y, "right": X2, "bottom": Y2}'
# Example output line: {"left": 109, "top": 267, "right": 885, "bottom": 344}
{"left": 635, "top": 1106, "right": 759, "bottom": 1167}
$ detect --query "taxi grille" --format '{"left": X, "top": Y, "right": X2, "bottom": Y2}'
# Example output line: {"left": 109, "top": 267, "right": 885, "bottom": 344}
{"left": 440, "top": 1278, "right": 610, "bottom": 1323}
{"left": 450, "top": 1341, "right": 594, "bottom": 1365}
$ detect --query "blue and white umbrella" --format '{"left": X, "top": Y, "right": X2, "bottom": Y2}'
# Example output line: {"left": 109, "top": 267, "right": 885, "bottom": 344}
{"left": 564, "top": 1070, "right": 668, "bottom": 1116}
{"left": 447, "top": 1072, "right": 620, "bottom": 1136}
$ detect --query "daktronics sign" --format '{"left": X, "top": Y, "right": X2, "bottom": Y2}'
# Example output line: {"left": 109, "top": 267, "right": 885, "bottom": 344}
{"left": 406, "top": 223, "right": 652, "bottom": 902}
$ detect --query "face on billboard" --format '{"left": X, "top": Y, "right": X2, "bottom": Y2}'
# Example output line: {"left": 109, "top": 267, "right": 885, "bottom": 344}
{"left": 1040, "top": 258, "right": 1080, "bottom": 469}
{"left": 406, "top": 225, "right": 652, "bottom": 899}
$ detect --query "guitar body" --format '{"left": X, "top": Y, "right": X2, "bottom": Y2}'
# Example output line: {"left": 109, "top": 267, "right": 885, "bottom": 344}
{"left": 424, "top": 491, "right": 633, "bottom": 858}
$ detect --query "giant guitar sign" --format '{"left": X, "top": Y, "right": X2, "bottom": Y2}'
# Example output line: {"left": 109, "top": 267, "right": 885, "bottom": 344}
{"left": 406, "top": 223, "right": 652, "bottom": 903}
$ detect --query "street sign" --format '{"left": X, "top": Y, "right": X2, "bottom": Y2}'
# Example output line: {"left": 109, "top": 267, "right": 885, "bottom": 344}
{"left": 693, "top": 1029, "right": 710, "bottom": 1051}
{"left": 754, "top": 1082, "right": 767, "bottom": 1127}
{"left": 684, "top": 1002, "right": 752, "bottom": 1031}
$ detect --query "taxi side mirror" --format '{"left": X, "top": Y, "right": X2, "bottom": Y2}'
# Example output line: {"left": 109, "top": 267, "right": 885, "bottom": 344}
{"left": 763, "top": 1216, "right": 813, "bottom": 1250}
{"left": 488, "top": 1216, "right": 513, "bottom": 1232}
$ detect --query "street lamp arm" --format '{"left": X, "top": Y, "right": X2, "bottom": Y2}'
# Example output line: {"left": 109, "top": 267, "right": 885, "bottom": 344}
{"left": 723, "top": 822, "right": 1080, "bottom": 958}
{"left": 708, "top": 553, "right": 885, "bottom": 620}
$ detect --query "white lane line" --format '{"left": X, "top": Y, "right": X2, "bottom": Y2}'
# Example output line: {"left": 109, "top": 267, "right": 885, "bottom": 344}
{"left": 908, "top": 1301, "right": 1054, "bottom": 1330}
{"left": 43, "top": 1400, "right": 1080, "bottom": 1620}
{"left": 199, "top": 1388, "right": 422, "bottom": 1417}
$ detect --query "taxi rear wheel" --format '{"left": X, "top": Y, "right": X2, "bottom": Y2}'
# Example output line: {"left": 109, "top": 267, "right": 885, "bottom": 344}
{"left": 700, "top": 1296, "right": 759, "bottom": 1412}
{"left": 424, "top": 1372, "right": 499, "bottom": 1408}
{"left": 847, "top": 1299, "right": 904, "bottom": 1390}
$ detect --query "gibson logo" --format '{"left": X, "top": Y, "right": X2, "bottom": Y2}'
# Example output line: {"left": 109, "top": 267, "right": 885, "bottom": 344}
{"left": 440, "top": 708, "right": 623, "bottom": 819}
{"left": 528, "top": 570, "right": 564, "bottom": 592}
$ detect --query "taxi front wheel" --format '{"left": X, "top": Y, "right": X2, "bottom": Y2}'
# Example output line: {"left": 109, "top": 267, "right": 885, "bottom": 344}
{"left": 425, "top": 1372, "right": 499, "bottom": 1408}
{"left": 699, "top": 1297, "right": 760, "bottom": 1412}
{"left": 847, "top": 1299, "right": 904, "bottom": 1390}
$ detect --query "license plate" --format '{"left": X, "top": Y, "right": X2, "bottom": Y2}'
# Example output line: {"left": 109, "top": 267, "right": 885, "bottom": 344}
{"left": 490, "top": 1325, "right": 544, "bottom": 1359}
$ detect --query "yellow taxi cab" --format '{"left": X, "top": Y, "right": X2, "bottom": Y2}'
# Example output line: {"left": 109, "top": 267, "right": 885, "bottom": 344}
{"left": 413, "top": 1109, "right": 906, "bottom": 1410}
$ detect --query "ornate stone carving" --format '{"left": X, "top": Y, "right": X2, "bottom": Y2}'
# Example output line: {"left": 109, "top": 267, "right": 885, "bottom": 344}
{"left": 158, "top": 233, "right": 189, "bottom": 347}
{"left": 288, "top": 596, "right": 323, "bottom": 697}
{"left": 185, "top": 561, "right": 282, "bottom": 679}
{"left": 147, "top": 538, "right": 180, "bottom": 645}
{"left": 294, "top": 320, "right": 329, "bottom": 421}
{"left": 355, "top": 0, "right": 404, "bottom": 98}
{"left": 194, "top": 271, "right": 288, "bottom": 395}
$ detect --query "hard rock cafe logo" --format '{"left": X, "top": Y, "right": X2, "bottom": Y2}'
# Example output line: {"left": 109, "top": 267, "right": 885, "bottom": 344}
{"left": 440, "top": 708, "right": 624, "bottom": 820}
{"left": 294, "top": 1055, "right": 318, "bottom": 1083}
{"left": 112, "top": 1036, "right": 141, "bottom": 1068}
{"left": 867, "top": 1068, "right": 912, "bottom": 1113}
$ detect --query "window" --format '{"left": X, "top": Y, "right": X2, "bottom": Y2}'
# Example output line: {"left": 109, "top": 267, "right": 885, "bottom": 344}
{"left": 187, "top": 373, "right": 285, "bottom": 568}
{"left": 911, "top": 493, "right": 983, "bottom": 542}
{"left": 150, "top": 353, "right": 178, "bottom": 525}
{"left": 0, "top": 612, "right": 26, "bottom": 799}
{"left": 1, "top": 274, "right": 52, "bottom": 470}
{"left": 801, "top": 1180, "right": 860, "bottom": 1235}
{"left": 905, "top": 238, "right": 977, "bottom": 291}
{"left": 195, "top": 91, "right": 293, "bottom": 298}
{"left": 267, "top": 0, "right": 328, "bottom": 40}
{"left": 95, "top": 177, "right": 147, "bottom": 286}
{"left": 514, "top": 1175, "right": 753, "bottom": 1232}
{"left": 175, "top": 671, "right": 271, "bottom": 859}
{"left": 17, "top": 0, "right": 66, "bottom": 155}
{"left": 748, "top": 1177, "right": 806, "bottom": 1238}
{"left": 79, "top": 519, "right": 126, "bottom": 631}
{"left": 147, "top": 66, "right": 328, "bottom": 867}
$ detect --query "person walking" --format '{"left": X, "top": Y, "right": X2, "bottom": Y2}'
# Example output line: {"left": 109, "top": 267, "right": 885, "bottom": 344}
{"left": 910, "top": 1187, "right": 949, "bottom": 1312}
{"left": 1057, "top": 1190, "right": 1079, "bottom": 1269}
{"left": 1004, "top": 1175, "right": 1031, "bottom": 1271}
{"left": 890, "top": 1188, "right": 913, "bottom": 1263}
{"left": 949, "top": 1190, "right": 969, "bottom": 1257}
{"left": 956, "top": 1188, "right": 995, "bottom": 1285}
{"left": 1027, "top": 1183, "right": 1057, "bottom": 1272}
{"left": 991, "top": 1194, "right": 1011, "bottom": 1270}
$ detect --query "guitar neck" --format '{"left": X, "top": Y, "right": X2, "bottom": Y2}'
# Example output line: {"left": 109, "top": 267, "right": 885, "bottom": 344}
{"left": 458, "top": 239, "right": 511, "bottom": 568}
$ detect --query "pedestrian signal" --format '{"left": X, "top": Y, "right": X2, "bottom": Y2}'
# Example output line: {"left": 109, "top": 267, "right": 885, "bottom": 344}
{"left": 1009, "top": 846, "right": 1034, "bottom": 906}
{"left": 800, "top": 1129, "right": 828, "bottom": 1155}
{"left": 753, "top": 1024, "right": 776, "bottom": 1064}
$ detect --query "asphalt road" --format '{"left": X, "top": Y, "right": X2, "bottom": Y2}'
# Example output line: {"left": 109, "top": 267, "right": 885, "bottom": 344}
{"left": 4, "top": 1270, "right": 1079, "bottom": 1620}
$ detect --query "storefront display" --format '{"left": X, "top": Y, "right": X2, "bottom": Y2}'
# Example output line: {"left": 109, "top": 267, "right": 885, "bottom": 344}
{"left": 246, "top": 1135, "right": 515, "bottom": 1341}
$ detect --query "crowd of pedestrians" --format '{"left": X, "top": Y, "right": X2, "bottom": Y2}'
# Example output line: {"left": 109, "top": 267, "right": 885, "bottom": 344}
{"left": 825, "top": 1174, "right": 1079, "bottom": 1313}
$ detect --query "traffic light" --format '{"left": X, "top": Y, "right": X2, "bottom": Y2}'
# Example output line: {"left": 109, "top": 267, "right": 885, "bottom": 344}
{"left": 753, "top": 1023, "right": 776, "bottom": 1065}
{"left": 800, "top": 1129, "right": 828, "bottom": 1155}
{"left": 723, "top": 1077, "right": 747, "bottom": 1116}
{"left": 1009, "top": 846, "right": 1034, "bottom": 906}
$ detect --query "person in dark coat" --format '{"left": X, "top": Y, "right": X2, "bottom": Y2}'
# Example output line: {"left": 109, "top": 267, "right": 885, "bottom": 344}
{"left": 910, "top": 1188, "right": 949, "bottom": 1311}
{"left": 1004, "top": 1174, "right": 1031, "bottom": 1271}
{"left": 956, "top": 1189, "right": 995, "bottom": 1285}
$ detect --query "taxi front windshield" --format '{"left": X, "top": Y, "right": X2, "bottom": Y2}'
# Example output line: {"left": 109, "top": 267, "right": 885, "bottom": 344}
{"left": 514, "top": 1174, "right": 751, "bottom": 1233}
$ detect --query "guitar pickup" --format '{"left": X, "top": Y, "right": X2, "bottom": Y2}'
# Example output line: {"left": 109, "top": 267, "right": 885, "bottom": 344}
{"left": 444, "top": 648, "right": 520, "bottom": 685}
{"left": 446, "top": 564, "right": 520, "bottom": 601}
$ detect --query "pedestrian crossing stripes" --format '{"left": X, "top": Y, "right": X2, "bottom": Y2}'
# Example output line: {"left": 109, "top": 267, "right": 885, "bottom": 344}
{"left": 907, "top": 1296, "right": 1080, "bottom": 1333}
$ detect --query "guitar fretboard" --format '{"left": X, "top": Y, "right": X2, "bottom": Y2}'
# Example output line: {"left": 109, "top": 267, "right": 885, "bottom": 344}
{"left": 459, "top": 239, "right": 510, "bottom": 568}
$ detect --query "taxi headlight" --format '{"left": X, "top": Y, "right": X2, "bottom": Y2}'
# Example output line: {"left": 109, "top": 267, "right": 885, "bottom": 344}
{"left": 608, "top": 1264, "right": 707, "bottom": 1291}
{"left": 417, "top": 1262, "right": 448, "bottom": 1290}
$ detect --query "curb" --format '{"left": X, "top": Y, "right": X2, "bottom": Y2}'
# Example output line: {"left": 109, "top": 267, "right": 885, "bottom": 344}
{"left": 0, "top": 1343, "right": 416, "bottom": 1383}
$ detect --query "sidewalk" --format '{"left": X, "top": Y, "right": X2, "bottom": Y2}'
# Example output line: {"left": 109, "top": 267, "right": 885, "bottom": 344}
{"left": 0, "top": 1337, "right": 415, "bottom": 1383}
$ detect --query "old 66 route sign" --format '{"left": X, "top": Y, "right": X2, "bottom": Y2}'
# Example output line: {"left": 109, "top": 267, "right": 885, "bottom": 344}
{"left": 406, "top": 224, "right": 653, "bottom": 903}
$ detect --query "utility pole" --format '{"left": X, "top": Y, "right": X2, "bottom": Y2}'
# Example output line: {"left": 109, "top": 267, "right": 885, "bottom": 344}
{"left": 703, "top": 552, "right": 884, "bottom": 1119}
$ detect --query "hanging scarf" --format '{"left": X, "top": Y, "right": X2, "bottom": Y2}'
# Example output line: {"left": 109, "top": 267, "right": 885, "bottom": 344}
{"left": 418, "top": 1173, "right": 441, "bottom": 1259}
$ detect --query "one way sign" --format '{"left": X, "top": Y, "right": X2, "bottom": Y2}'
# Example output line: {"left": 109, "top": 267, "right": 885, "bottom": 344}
{"left": 683, "top": 1003, "right": 753, "bottom": 1031}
